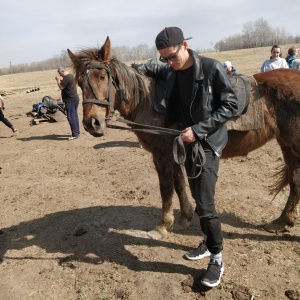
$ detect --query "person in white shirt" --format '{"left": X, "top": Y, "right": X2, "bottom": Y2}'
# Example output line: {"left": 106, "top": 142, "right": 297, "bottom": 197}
{"left": 260, "top": 45, "right": 289, "bottom": 72}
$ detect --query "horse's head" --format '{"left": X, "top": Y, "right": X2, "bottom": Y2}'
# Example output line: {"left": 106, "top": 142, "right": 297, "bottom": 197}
{"left": 68, "top": 37, "right": 154, "bottom": 137}
{"left": 68, "top": 37, "right": 120, "bottom": 137}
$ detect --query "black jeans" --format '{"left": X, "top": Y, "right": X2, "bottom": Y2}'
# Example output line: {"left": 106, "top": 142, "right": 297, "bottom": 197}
{"left": 185, "top": 142, "right": 223, "bottom": 254}
{"left": 0, "top": 108, "right": 13, "bottom": 128}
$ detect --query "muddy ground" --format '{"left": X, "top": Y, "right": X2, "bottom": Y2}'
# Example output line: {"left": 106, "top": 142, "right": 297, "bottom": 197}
{"left": 0, "top": 77, "right": 299, "bottom": 300}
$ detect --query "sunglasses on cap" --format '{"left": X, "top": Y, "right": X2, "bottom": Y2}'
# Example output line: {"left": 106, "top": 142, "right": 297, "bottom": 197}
{"left": 159, "top": 45, "right": 182, "bottom": 63}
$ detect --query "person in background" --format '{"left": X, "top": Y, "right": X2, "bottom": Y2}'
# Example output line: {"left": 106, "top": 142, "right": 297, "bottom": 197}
{"left": 260, "top": 45, "right": 288, "bottom": 72}
{"left": 140, "top": 26, "right": 239, "bottom": 288}
{"left": 223, "top": 61, "right": 242, "bottom": 76}
{"left": 0, "top": 94, "right": 17, "bottom": 133}
{"left": 285, "top": 46, "right": 300, "bottom": 69}
{"left": 55, "top": 67, "right": 80, "bottom": 140}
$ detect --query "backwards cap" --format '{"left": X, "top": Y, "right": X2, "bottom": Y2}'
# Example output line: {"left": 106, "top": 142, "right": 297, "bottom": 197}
{"left": 155, "top": 27, "right": 192, "bottom": 50}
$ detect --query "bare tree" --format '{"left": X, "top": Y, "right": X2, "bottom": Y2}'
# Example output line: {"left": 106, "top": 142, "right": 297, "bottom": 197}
{"left": 214, "top": 18, "right": 295, "bottom": 51}
{"left": 242, "top": 21, "right": 255, "bottom": 48}
{"left": 254, "top": 18, "right": 273, "bottom": 47}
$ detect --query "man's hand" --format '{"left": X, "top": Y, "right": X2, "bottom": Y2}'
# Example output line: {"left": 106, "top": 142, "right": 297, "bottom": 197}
{"left": 55, "top": 74, "right": 61, "bottom": 81}
{"left": 180, "top": 127, "right": 196, "bottom": 143}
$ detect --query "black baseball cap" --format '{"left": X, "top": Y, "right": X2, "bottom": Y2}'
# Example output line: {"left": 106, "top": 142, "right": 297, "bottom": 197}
{"left": 155, "top": 27, "right": 192, "bottom": 50}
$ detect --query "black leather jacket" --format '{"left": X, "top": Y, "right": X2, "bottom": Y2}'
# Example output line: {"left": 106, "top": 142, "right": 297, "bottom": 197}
{"left": 135, "top": 50, "right": 239, "bottom": 155}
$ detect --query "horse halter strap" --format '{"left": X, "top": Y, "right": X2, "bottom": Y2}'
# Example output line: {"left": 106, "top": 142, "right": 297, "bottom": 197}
{"left": 82, "top": 64, "right": 129, "bottom": 120}
{"left": 82, "top": 65, "right": 115, "bottom": 118}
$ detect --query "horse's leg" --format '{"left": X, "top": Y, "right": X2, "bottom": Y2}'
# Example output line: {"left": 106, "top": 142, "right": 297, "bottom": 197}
{"left": 147, "top": 152, "right": 175, "bottom": 240}
{"left": 264, "top": 144, "right": 300, "bottom": 232}
{"left": 172, "top": 162, "right": 194, "bottom": 230}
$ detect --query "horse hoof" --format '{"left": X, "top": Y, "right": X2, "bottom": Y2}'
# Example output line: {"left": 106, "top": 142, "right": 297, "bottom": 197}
{"left": 147, "top": 230, "right": 165, "bottom": 240}
{"left": 263, "top": 220, "right": 287, "bottom": 233}
{"left": 173, "top": 218, "right": 192, "bottom": 231}
{"left": 147, "top": 225, "right": 169, "bottom": 240}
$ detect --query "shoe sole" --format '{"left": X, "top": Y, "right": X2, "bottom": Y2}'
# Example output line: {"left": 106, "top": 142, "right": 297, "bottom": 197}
{"left": 201, "top": 264, "right": 224, "bottom": 287}
{"left": 184, "top": 250, "right": 210, "bottom": 261}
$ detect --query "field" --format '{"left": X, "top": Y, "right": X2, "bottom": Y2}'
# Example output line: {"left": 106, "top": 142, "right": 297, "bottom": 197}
{"left": 0, "top": 45, "right": 300, "bottom": 300}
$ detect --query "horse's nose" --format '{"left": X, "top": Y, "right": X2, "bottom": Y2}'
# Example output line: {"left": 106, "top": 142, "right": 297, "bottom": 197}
{"left": 83, "top": 118, "right": 106, "bottom": 137}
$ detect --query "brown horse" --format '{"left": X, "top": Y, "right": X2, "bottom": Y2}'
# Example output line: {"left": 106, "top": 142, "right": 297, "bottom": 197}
{"left": 67, "top": 37, "right": 300, "bottom": 239}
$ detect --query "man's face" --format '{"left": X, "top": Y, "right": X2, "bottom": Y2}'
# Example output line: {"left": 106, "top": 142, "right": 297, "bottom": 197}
{"left": 159, "top": 43, "right": 187, "bottom": 70}
{"left": 58, "top": 70, "right": 65, "bottom": 77}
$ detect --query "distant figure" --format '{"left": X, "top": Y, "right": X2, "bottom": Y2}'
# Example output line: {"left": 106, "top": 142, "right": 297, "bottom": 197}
{"left": 260, "top": 45, "right": 289, "bottom": 72}
{"left": 285, "top": 46, "right": 297, "bottom": 67}
{"left": 55, "top": 67, "right": 80, "bottom": 140}
{"left": 223, "top": 61, "right": 242, "bottom": 76}
{"left": 285, "top": 46, "right": 300, "bottom": 69}
{"left": 0, "top": 94, "right": 17, "bottom": 133}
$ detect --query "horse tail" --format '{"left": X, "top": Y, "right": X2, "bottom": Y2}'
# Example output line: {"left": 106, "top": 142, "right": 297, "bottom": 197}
{"left": 269, "top": 164, "right": 289, "bottom": 199}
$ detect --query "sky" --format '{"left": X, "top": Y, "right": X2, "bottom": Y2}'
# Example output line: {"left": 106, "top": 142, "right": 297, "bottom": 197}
{"left": 1, "top": 0, "right": 300, "bottom": 68}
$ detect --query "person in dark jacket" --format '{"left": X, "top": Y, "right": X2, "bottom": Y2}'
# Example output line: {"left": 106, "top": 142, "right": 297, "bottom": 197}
{"left": 55, "top": 67, "right": 80, "bottom": 140}
{"left": 0, "top": 94, "right": 17, "bottom": 133}
{"left": 141, "top": 27, "right": 239, "bottom": 287}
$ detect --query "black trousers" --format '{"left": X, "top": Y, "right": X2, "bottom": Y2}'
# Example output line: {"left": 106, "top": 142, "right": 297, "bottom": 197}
{"left": 0, "top": 108, "right": 13, "bottom": 128}
{"left": 65, "top": 102, "right": 80, "bottom": 137}
{"left": 185, "top": 143, "right": 223, "bottom": 254}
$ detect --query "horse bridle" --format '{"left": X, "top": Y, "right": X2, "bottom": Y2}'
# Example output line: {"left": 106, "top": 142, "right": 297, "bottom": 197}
{"left": 82, "top": 64, "right": 128, "bottom": 120}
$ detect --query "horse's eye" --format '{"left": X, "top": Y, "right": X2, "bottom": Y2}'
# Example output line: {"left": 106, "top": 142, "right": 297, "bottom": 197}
{"left": 99, "top": 75, "right": 106, "bottom": 81}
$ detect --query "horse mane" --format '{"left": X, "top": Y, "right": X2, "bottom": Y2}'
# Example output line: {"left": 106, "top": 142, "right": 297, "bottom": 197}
{"left": 71, "top": 48, "right": 153, "bottom": 119}
{"left": 109, "top": 58, "right": 153, "bottom": 117}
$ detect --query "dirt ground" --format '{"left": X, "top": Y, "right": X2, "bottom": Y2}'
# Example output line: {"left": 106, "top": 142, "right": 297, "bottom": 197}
{"left": 0, "top": 77, "right": 300, "bottom": 300}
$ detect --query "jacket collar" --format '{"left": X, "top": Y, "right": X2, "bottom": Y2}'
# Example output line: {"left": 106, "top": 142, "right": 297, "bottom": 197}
{"left": 167, "top": 49, "right": 204, "bottom": 81}
{"left": 188, "top": 49, "right": 204, "bottom": 81}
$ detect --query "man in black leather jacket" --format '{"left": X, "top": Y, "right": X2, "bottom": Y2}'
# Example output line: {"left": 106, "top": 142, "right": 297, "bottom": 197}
{"left": 140, "top": 27, "right": 239, "bottom": 287}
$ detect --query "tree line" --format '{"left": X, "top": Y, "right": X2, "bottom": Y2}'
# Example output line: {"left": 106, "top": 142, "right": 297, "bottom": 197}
{"left": 1, "top": 18, "right": 299, "bottom": 76}
{"left": 214, "top": 18, "right": 300, "bottom": 51}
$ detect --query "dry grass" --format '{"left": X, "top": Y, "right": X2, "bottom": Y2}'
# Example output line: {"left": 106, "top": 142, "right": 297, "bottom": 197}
{"left": 0, "top": 69, "right": 58, "bottom": 93}
{"left": 1, "top": 44, "right": 299, "bottom": 92}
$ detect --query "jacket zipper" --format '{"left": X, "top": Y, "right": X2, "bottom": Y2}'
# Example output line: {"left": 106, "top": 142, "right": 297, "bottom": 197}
{"left": 203, "top": 135, "right": 220, "bottom": 157}
{"left": 206, "top": 86, "right": 212, "bottom": 106}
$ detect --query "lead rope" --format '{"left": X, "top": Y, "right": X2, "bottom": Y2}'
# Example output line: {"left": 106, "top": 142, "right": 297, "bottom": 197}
{"left": 173, "top": 136, "right": 206, "bottom": 179}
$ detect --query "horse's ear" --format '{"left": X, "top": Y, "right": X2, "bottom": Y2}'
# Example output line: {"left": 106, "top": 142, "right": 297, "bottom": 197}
{"left": 67, "top": 49, "right": 76, "bottom": 62}
{"left": 98, "top": 36, "right": 111, "bottom": 61}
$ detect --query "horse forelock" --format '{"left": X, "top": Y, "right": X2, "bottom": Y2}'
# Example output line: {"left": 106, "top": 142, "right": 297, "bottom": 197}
{"left": 70, "top": 47, "right": 116, "bottom": 81}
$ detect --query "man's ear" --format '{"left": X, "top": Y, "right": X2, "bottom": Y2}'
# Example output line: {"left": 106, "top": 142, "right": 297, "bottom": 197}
{"left": 182, "top": 41, "right": 189, "bottom": 49}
